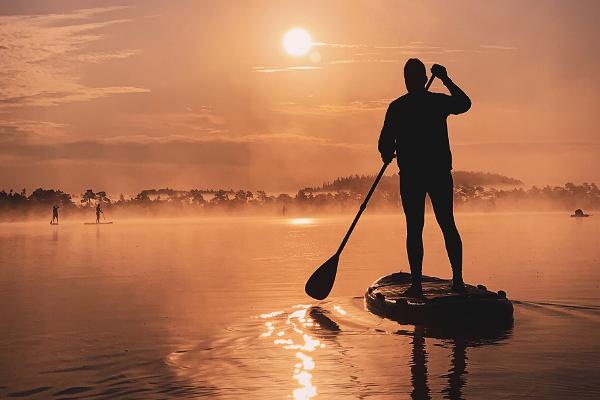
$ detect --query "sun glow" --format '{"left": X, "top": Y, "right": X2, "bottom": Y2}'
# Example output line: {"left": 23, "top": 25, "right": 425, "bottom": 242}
{"left": 289, "top": 218, "right": 314, "bottom": 225}
{"left": 282, "top": 28, "right": 313, "bottom": 56}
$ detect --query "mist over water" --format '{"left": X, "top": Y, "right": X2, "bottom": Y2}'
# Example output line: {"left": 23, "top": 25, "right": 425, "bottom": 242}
{"left": 0, "top": 213, "right": 599, "bottom": 398}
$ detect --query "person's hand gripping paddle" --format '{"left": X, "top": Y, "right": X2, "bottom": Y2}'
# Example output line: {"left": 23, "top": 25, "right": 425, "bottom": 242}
{"left": 304, "top": 74, "right": 436, "bottom": 300}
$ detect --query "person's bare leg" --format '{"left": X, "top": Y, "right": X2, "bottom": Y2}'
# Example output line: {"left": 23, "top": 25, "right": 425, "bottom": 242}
{"left": 429, "top": 171, "right": 464, "bottom": 291}
{"left": 400, "top": 173, "right": 427, "bottom": 296}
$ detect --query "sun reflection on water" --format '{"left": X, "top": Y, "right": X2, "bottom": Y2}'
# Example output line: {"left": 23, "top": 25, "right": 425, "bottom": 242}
{"left": 333, "top": 305, "right": 348, "bottom": 316}
{"left": 289, "top": 218, "right": 315, "bottom": 225}
{"left": 259, "top": 305, "right": 323, "bottom": 399}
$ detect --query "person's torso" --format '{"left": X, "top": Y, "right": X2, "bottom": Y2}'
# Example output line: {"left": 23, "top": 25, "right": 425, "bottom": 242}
{"left": 389, "top": 91, "right": 452, "bottom": 171}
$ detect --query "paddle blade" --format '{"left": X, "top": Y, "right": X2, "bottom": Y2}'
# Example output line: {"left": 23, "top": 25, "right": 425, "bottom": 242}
{"left": 305, "top": 253, "right": 339, "bottom": 300}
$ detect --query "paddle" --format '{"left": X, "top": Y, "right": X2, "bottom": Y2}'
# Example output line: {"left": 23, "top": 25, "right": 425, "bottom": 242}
{"left": 304, "top": 160, "right": 391, "bottom": 300}
{"left": 304, "top": 75, "right": 436, "bottom": 300}
{"left": 425, "top": 74, "right": 435, "bottom": 91}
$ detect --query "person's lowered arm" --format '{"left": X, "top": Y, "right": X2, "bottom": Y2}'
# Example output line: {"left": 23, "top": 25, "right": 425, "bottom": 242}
{"left": 378, "top": 104, "right": 396, "bottom": 164}
{"left": 431, "top": 64, "right": 471, "bottom": 115}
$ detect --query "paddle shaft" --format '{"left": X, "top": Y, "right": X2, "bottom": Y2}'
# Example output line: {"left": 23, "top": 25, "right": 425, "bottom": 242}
{"left": 335, "top": 75, "right": 435, "bottom": 256}
{"left": 425, "top": 74, "right": 435, "bottom": 91}
{"left": 336, "top": 161, "right": 389, "bottom": 255}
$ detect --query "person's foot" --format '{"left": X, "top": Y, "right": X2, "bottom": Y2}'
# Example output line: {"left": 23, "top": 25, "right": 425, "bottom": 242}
{"left": 400, "top": 284, "right": 424, "bottom": 298}
{"left": 451, "top": 280, "right": 467, "bottom": 293}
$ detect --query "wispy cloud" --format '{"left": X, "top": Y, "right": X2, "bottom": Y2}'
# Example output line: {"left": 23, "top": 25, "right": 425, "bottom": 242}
{"left": 455, "top": 141, "right": 599, "bottom": 148}
{"left": 480, "top": 45, "right": 518, "bottom": 50}
{"left": 0, "top": 131, "right": 367, "bottom": 168}
{"left": 314, "top": 42, "right": 442, "bottom": 51}
{"left": 94, "top": 132, "right": 341, "bottom": 146}
{"left": 276, "top": 99, "right": 391, "bottom": 116}
{"left": 0, "top": 87, "right": 149, "bottom": 108}
{"left": 313, "top": 42, "right": 365, "bottom": 49}
{"left": 253, "top": 41, "right": 516, "bottom": 72}
{"left": 74, "top": 49, "right": 142, "bottom": 63}
{"left": 253, "top": 42, "right": 446, "bottom": 72}
{"left": 252, "top": 66, "right": 321, "bottom": 73}
{"left": 111, "top": 107, "right": 229, "bottom": 140}
{"left": 0, "top": 6, "right": 148, "bottom": 109}
{"left": 0, "top": 118, "right": 67, "bottom": 142}
{"left": 328, "top": 58, "right": 412, "bottom": 65}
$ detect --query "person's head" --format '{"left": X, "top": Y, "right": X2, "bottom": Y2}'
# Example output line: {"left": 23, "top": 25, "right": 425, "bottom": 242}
{"left": 404, "top": 58, "right": 427, "bottom": 93}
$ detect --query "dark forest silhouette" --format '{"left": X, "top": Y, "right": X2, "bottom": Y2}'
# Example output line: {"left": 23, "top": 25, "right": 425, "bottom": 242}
{"left": 306, "top": 170, "right": 523, "bottom": 193}
{"left": 0, "top": 171, "right": 599, "bottom": 221}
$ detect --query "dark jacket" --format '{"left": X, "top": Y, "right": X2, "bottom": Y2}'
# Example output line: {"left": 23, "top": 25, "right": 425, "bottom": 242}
{"left": 378, "top": 79, "right": 471, "bottom": 173}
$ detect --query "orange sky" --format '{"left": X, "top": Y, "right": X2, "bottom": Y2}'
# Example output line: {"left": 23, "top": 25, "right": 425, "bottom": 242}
{"left": 1, "top": 0, "right": 599, "bottom": 194}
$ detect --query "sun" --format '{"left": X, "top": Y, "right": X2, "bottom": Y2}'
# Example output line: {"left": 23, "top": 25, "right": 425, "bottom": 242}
{"left": 282, "top": 28, "right": 313, "bottom": 57}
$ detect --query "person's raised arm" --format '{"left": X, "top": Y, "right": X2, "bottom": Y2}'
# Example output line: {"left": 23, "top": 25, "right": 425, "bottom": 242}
{"left": 378, "top": 104, "right": 396, "bottom": 164}
{"left": 431, "top": 64, "right": 471, "bottom": 115}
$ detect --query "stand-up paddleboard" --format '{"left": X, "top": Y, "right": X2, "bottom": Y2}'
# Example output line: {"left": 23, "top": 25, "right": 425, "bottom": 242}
{"left": 50, "top": 222, "right": 58, "bottom": 225}
{"left": 365, "top": 272, "right": 513, "bottom": 326}
{"left": 84, "top": 222, "right": 114, "bottom": 225}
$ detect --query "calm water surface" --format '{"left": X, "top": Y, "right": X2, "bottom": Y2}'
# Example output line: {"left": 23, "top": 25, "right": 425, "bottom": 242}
{"left": 0, "top": 213, "right": 599, "bottom": 399}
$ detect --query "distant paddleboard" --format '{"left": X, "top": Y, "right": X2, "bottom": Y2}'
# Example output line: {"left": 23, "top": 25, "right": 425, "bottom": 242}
{"left": 50, "top": 222, "right": 58, "bottom": 225}
{"left": 84, "top": 222, "right": 114, "bottom": 225}
{"left": 365, "top": 272, "right": 513, "bottom": 326}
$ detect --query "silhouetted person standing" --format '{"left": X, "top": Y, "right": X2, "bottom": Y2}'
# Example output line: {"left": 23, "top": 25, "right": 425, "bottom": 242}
{"left": 378, "top": 59, "right": 471, "bottom": 296}
{"left": 95, "top": 203, "right": 103, "bottom": 223}
{"left": 51, "top": 205, "right": 59, "bottom": 224}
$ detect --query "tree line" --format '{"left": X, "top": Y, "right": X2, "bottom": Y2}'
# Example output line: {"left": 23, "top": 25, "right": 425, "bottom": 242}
{"left": 0, "top": 171, "right": 598, "bottom": 221}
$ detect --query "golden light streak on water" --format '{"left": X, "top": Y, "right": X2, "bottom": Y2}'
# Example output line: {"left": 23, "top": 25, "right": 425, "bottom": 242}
{"left": 260, "top": 305, "right": 325, "bottom": 399}
{"left": 333, "top": 305, "right": 348, "bottom": 316}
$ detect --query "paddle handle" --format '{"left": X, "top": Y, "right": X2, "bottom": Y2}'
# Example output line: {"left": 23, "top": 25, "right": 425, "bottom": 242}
{"left": 425, "top": 75, "right": 435, "bottom": 91}
{"left": 337, "top": 161, "right": 390, "bottom": 254}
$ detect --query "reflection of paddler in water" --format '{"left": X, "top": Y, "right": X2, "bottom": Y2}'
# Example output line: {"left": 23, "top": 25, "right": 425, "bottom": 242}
{"left": 410, "top": 326, "right": 431, "bottom": 400}
{"left": 300, "top": 306, "right": 510, "bottom": 399}
{"left": 95, "top": 203, "right": 103, "bottom": 223}
{"left": 51, "top": 204, "right": 59, "bottom": 225}
{"left": 442, "top": 338, "right": 467, "bottom": 400}
{"left": 408, "top": 324, "right": 511, "bottom": 400}
{"left": 410, "top": 327, "right": 468, "bottom": 400}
